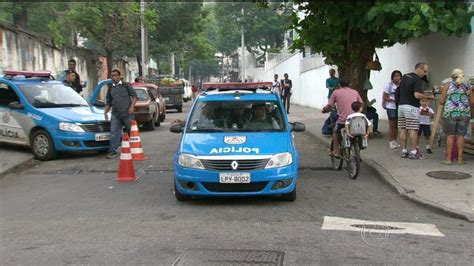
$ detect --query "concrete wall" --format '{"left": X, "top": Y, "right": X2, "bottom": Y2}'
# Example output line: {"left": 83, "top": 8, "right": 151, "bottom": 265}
{"left": 246, "top": 19, "right": 473, "bottom": 121}
{"left": 0, "top": 22, "right": 132, "bottom": 99}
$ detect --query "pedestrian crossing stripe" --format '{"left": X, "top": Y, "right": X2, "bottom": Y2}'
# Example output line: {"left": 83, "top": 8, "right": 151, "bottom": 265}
{"left": 321, "top": 216, "right": 445, "bottom": 237}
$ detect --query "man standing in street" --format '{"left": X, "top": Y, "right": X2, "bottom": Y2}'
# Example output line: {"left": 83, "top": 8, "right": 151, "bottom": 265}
{"left": 271, "top": 74, "right": 281, "bottom": 95}
{"left": 397, "top": 62, "right": 435, "bottom": 160}
{"left": 326, "top": 69, "right": 339, "bottom": 99}
{"left": 63, "top": 70, "right": 77, "bottom": 91}
{"left": 65, "top": 59, "right": 83, "bottom": 94}
{"left": 281, "top": 73, "right": 292, "bottom": 114}
{"left": 104, "top": 69, "right": 138, "bottom": 159}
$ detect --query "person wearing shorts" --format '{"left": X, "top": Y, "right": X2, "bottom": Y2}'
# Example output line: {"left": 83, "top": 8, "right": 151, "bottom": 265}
{"left": 418, "top": 99, "right": 434, "bottom": 154}
{"left": 396, "top": 63, "right": 434, "bottom": 159}
{"left": 383, "top": 70, "right": 402, "bottom": 149}
{"left": 439, "top": 68, "right": 473, "bottom": 165}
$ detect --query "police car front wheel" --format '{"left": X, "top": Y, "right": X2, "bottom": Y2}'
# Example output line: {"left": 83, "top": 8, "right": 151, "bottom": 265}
{"left": 31, "top": 130, "right": 57, "bottom": 161}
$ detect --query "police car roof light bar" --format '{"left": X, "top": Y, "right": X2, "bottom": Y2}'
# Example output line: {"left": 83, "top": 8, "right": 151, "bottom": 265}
{"left": 3, "top": 70, "right": 53, "bottom": 79}
{"left": 203, "top": 82, "right": 272, "bottom": 92}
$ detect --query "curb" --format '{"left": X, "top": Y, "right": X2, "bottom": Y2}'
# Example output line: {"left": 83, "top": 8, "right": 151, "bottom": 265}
{"left": 303, "top": 130, "right": 474, "bottom": 223}
{"left": 0, "top": 156, "right": 34, "bottom": 179}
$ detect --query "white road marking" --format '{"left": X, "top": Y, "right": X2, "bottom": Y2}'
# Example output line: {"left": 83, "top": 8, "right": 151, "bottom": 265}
{"left": 321, "top": 216, "right": 445, "bottom": 237}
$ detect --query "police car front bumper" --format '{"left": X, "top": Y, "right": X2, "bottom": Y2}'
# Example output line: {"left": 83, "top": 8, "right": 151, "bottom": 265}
{"left": 50, "top": 129, "right": 110, "bottom": 151}
{"left": 173, "top": 162, "right": 298, "bottom": 197}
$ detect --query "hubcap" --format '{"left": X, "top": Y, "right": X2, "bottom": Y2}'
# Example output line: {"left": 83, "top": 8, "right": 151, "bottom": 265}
{"left": 34, "top": 135, "right": 49, "bottom": 156}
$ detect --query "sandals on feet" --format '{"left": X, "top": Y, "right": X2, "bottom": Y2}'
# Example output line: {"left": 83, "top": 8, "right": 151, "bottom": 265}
{"left": 329, "top": 151, "right": 340, "bottom": 158}
{"left": 441, "top": 160, "right": 452, "bottom": 165}
{"left": 458, "top": 161, "right": 465, "bottom": 165}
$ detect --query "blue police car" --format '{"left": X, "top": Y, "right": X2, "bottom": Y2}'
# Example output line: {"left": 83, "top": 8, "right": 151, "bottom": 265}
{"left": 170, "top": 82, "right": 305, "bottom": 201}
{"left": 0, "top": 70, "right": 111, "bottom": 160}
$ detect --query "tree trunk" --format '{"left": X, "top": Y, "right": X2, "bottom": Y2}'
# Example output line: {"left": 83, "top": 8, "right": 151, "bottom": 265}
{"left": 13, "top": 4, "right": 28, "bottom": 29}
{"left": 106, "top": 49, "right": 113, "bottom": 79}
{"left": 338, "top": 48, "right": 374, "bottom": 107}
{"left": 137, "top": 55, "right": 143, "bottom": 77}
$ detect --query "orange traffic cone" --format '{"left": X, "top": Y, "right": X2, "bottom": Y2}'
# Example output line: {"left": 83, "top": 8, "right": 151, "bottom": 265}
{"left": 130, "top": 120, "right": 147, "bottom": 161}
{"left": 116, "top": 133, "right": 139, "bottom": 182}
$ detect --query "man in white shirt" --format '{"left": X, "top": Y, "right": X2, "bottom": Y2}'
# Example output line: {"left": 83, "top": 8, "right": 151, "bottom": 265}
{"left": 271, "top": 74, "right": 281, "bottom": 95}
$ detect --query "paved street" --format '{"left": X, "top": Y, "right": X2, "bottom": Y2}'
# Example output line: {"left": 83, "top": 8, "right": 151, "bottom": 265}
{"left": 0, "top": 102, "right": 473, "bottom": 265}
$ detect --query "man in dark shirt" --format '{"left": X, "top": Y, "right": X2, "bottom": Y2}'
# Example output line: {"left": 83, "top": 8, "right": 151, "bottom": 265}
{"left": 396, "top": 62, "right": 435, "bottom": 160}
{"left": 104, "top": 69, "right": 138, "bottom": 159}
{"left": 281, "top": 73, "right": 292, "bottom": 114}
{"left": 65, "top": 59, "right": 83, "bottom": 94}
{"left": 63, "top": 70, "right": 77, "bottom": 91}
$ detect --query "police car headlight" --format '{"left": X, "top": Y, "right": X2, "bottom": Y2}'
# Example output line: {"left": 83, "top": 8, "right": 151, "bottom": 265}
{"left": 59, "top": 122, "right": 85, "bottom": 132}
{"left": 265, "top": 153, "right": 292, "bottom": 169}
{"left": 178, "top": 154, "right": 205, "bottom": 169}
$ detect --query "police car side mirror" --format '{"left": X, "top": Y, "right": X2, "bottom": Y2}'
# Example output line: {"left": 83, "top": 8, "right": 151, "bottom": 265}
{"left": 291, "top": 122, "right": 305, "bottom": 132}
{"left": 93, "top": 100, "right": 106, "bottom": 108}
{"left": 8, "top": 101, "right": 24, "bottom": 110}
{"left": 170, "top": 123, "right": 183, "bottom": 133}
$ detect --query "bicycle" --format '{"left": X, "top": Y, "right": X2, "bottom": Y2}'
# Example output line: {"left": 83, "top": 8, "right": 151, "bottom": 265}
{"left": 330, "top": 129, "right": 365, "bottom": 179}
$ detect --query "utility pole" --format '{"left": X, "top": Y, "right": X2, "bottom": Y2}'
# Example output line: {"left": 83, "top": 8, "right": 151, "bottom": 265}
{"left": 140, "top": 0, "right": 149, "bottom": 78}
{"left": 240, "top": 6, "right": 245, "bottom": 82}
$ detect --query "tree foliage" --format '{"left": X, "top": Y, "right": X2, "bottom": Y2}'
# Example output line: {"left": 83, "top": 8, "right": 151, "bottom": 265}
{"left": 63, "top": 2, "right": 158, "bottom": 77}
{"left": 214, "top": 1, "right": 290, "bottom": 62}
{"left": 290, "top": 1, "right": 473, "bottom": 102}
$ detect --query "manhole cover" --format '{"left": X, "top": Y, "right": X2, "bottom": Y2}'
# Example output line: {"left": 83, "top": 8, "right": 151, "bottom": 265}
{"left": 351, "top": 224, "right": 403, "bottom": 230}
{"left": 173, "top": 249, "right": 284, "bottom": 266}
{"left": 426, "top": 171, "right": 471, "bottom": 180}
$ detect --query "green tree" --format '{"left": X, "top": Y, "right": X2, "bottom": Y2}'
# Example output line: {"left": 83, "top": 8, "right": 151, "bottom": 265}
{"left": 214, "top": 2, "right": 290, "bottom": 63}
{"left": 289, "top": 1, "right": 473, "bottom": 103}
{"left": 64, "top": 2, "right": 157, "bottom": 77}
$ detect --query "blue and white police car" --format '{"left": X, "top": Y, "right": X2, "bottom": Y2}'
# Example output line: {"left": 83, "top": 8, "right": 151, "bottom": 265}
{"left": 0, "top": 70, "right": 111, "bottom": 160}
{"left": 170, "top": 82, "right": 305, "bottom": 201}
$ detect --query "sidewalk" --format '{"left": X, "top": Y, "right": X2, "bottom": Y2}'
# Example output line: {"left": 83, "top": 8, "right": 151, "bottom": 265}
{"left": 289, "top": 104, "right": 474, "bottom": 222}
{"left": 0, "top": 144, "right": 33, "bottom": 177}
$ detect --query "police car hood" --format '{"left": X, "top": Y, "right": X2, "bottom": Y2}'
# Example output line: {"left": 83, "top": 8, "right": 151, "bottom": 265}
{"left": 181, "top": 132, "right": 289, "bottom": 156}
{"left": 38, "top": 106, "right": 106, "bottom": 123}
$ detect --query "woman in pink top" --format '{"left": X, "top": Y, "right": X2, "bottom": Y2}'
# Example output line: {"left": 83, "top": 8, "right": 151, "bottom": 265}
{"left": 322, "top": 77, "right": 363, "bottom": 157}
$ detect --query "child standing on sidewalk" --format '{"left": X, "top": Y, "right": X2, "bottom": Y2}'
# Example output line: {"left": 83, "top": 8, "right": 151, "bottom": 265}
{"left": 418, "top": 99, "right": 434, "bottom": 154}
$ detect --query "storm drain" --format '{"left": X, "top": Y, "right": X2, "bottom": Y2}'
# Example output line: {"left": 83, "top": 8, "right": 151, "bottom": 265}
{"left": 426, "top": 171, "right": 471, "bottom": 180}
{"left": 172, "top": 249, "right": 284, "bottom": 266}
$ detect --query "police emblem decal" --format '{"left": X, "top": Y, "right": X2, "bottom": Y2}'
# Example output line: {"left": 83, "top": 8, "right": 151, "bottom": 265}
{"left": 224, "top": 136, "right": 246, "bottom": 145}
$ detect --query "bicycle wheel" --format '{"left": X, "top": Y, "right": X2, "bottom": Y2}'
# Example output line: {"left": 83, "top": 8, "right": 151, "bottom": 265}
{"left": 346, "top": 140, "right": 360, "bottom": 179}
{"left": 330, "top": 139, "right": 343, "bottom": 170}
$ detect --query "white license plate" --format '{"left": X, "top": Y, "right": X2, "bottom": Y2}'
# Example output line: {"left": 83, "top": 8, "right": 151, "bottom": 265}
{"left": 95, "top": 133, "right": 110, "bottom": 141}
{"left": 219, "top": 173, "right": 251, "bottom": 183}
{"left": 163, "top": 97, "right": 169, "bottom": 101}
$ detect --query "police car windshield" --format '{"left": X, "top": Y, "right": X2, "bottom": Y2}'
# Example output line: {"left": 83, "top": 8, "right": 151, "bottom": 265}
{"left": 19, "top": 83, "right": 89, "bottom": 108}
{"left": 187, "top": 101, "right": 285, "bottom": 133}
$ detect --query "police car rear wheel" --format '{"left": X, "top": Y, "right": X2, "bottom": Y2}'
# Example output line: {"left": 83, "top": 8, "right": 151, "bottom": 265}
{"left": 32, "top": 130, "right": 57, "bottom": 161}
{"left": 281, "top": 188, "right": 296, "bottom": 202}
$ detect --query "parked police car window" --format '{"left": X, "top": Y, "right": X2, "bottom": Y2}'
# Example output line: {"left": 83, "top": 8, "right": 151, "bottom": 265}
{"left": 187, "top": 101, "right": 285, "bottom": 132}
{"left": 0, "top": 83, "right": 20, "bottom": 107}
{"left": 19, "top": 83, "right": 88, "bottom": 108}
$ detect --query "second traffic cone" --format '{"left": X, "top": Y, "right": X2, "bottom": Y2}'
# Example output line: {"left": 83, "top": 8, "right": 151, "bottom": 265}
{"left": 116, "top": 133, "right": 139, "bottom": 182}
{"left": 130, "top": 120, "right": 147, "bottom": 161}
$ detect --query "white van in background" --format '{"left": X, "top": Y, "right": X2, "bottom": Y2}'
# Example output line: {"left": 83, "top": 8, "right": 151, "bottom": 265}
{"left": 180, "top": 79, "right": 192, "bottom": 102}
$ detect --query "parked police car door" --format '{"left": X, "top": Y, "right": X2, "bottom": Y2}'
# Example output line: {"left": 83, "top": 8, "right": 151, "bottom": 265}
{"left": 0, "top": 82, "right": 29, "bottom": 145}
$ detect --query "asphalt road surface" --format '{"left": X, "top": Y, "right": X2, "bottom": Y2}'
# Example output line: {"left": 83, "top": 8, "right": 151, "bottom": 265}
{"left": 1, "top": 102, "right": 472, "bottom": 265}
